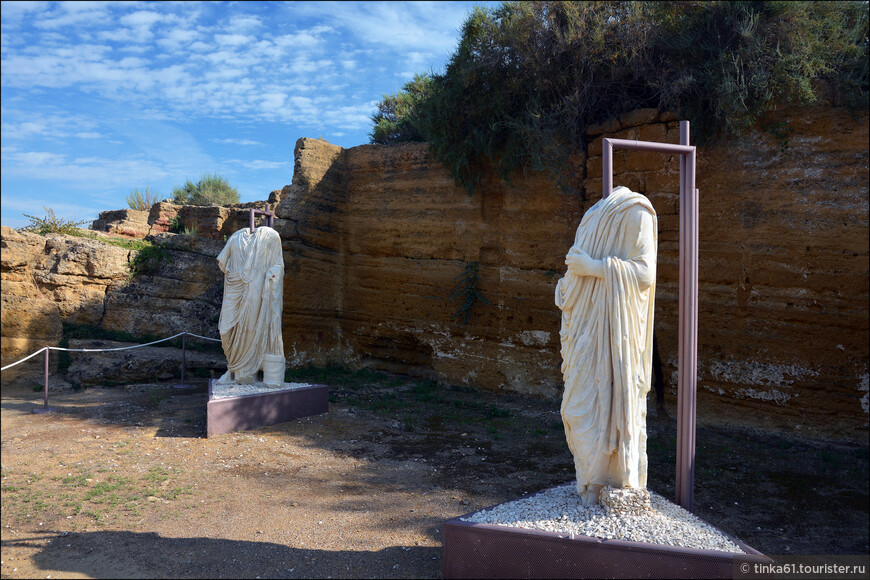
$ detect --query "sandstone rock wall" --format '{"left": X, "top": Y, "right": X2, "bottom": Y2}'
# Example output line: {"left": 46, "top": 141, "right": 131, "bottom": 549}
{"left": 276, "top": 104, "right": 868, "bottom": 440}
{"left": 584, "top": 105, "right": 869, "bottom": 440}
{"left": 0, "top": 226, "right": 224, "bottom": 386}
{"left": 275, "top": 138, "right": 586, "bottom": 397}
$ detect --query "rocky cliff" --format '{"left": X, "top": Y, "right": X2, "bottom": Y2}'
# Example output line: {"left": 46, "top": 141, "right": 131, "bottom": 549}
{"left": 2, "top": 103, "right": 866, "bottom": 441}
{"left": 0, "top": 227, "right": 225, "bottom": 384}
{"left": 276, "top": 104, "right": 868, "bottom": 441}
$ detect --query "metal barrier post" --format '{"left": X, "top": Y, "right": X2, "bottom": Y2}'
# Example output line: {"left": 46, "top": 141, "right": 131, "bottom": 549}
{"left": 172, "top": 333, "right": 194, "bottom": 390}
{"left": 32, "top": 347, "right": 55, "bottom": 414}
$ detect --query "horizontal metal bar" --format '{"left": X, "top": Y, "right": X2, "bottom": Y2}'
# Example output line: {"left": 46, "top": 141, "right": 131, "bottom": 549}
{"left": 604, "top": 138, "right": 695, "bottom": 155}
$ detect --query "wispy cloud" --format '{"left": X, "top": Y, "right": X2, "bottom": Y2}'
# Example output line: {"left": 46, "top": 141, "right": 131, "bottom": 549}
{"left": 0, "top": 1, "right": 485, "bottom": 229}
{"left": 213, "top": 138, "right": 264, "bottom": 146}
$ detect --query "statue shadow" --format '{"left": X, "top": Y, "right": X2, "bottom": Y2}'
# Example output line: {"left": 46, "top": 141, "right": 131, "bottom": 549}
{"left": 5, "top": 530, "right": 441, "bottom": 579}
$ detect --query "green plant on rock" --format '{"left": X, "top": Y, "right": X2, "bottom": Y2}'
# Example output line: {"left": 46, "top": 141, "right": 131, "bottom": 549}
{"left": 21, "top": 207, "right": 89, "bottom": 235}
{"left": 171, "top": 173, "right": 239, "bottom": 206}
{"left": 168, "top": 215, "right": 183, "bottom": 233}
{"left": 129, "top": 244, "right": 171, "bottom": 277}
{"left": 126, "top": 186, "right": 161, "bottom": 211}
{"left": 450, "top": 261, "right": 490, "bottom": 324}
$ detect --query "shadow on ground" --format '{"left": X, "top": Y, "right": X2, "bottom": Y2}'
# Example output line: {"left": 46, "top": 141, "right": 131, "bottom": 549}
{"left": 5, "top": 531, "right": 439, "bottom": 579}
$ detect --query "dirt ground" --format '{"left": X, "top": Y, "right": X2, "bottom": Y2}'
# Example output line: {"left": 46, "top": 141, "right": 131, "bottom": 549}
{"left": 1, "top": 368, "right": 868, "bottom": 579}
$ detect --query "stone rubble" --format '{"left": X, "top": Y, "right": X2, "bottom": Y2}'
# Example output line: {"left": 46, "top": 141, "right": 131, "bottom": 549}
{"left": 461, "top": 483, "right": 745, "bottom": 554}
{"left": 210, "top": 381, "right": 312, "bottom": 400}
{"left": 599, "top": 485, "right": 653, "bottom": 516}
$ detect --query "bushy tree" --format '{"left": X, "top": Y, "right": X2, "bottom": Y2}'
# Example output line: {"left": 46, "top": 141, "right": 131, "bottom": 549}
{"left": 370, "top": 73, "right": 435, "bottom": 144}
{"left": 171, "top": 173, "right": 239, "bottom": 206}
{"left": 372, "top": 1, "right": 869, "bottom": 193}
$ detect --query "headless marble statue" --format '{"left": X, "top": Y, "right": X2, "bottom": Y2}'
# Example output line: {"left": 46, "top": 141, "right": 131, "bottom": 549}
{"left": 555, "top": 186, "right": 657, "bottom": 505}
{"left": 216, "top": 225, "right": 285, "bottom": 387}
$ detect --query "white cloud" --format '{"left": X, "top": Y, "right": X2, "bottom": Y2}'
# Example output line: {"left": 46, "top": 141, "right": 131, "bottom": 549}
{"left": 227, "top": 159, "right": 288, "bottom": 171}
{"left": 215, "top": 33, "right": 250, "bottom": 46}
{"left": 156, "top": 27, "right": 201, "bottom": 50}
{"left": 213, "top": 138, "right": 263, "bottom": 146}
{"left": 32, "top": 1, "right": 114, "bottom": 30}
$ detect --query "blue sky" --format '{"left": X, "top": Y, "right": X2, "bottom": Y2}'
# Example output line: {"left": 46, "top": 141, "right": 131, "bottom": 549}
{"left": 1, "top": 1, "right": 494, "bottom": 229}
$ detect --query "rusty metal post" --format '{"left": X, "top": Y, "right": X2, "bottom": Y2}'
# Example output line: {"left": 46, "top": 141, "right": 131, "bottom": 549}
{"left": 172, "top": 333, "right": 193, "bottom": 390}
{"left": 676, "top": 120, "right": 698, "bottom": 512}
{"left": 32, "top": 347, "right": 54, "bottom": 414}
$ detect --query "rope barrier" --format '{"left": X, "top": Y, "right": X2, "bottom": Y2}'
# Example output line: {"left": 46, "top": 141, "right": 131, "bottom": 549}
{"left": 0, "top": 346, "right": 48, "bottom": 372}
{"left": 1, "top": 331, "right": 222, "bottom": 370}
{"left": 3, "top": 330, "right": 224, "bottom": 414}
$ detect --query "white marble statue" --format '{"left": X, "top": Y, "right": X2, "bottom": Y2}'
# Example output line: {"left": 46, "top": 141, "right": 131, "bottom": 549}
{"left": 216, "top": 225, "right": 285, "bottom": 387}
{"left": 555, "top": 186, "right": 658, "bottom": 505}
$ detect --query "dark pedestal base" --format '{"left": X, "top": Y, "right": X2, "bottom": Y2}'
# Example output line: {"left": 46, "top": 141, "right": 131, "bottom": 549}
{"left": 442, "top": 491, "right": 769, "bottom": 579}
{"left": 206, "top": 380, "right": 328, "bottom": 437}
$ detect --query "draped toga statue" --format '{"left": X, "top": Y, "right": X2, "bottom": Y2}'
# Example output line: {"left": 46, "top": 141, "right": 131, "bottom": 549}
{"left": 555, "top": 186, "right": 658, "bottom": 506}
{"left": 216, "top": 225, "right": 285, "bottom": 387}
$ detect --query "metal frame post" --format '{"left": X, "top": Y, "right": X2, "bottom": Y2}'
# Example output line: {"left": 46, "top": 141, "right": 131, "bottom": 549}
{"left": 248, "top": 204, "right": 274, "bottom": 234}
{"left": 602, "top": 121, "right": 698, "bottom": 512}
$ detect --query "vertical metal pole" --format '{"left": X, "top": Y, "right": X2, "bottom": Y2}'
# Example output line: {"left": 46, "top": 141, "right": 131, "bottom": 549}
{"left": 181, "top": 333, "right": 186, "bottom": 386}
{"left": 33, "top": 347, "right": 54, "bottom": 413}
{"left": 43, "top": 347, "right": 49, "bottom": 409}
{"left": 676, "top": 120, "right": 697, "bottom": 512}
{"left": 602, "top": 139, "right": 613, "bottom": 199}
{"left": 265, "top": 204, "right": 273, "bottom": 228}
{"left": 249, "top": 208, "right": 255, "bottom": 234}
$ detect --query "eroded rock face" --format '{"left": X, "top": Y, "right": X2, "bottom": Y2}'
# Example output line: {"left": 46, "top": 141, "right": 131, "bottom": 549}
{"left": 65, "top": 339, "right": 227, "bottom": 385}
{"left": 92, "top": 209, "right": 150, "bottom": 238}
{"left": 1, "top": 226, "right": 124, "bottom": 377}
{"left": 276, "top": 104, "right": 868, "bottom": 441}
{"left": 585, "top": 104, "right": 869, "bottom": 440}
{"left": 0, "top": 226, "right": 225, "bottom": 386}
{"left": 100, "top": 234, "right": 224, "bottom": 339}
{"left": 276, "top": 137, "right": 586, "bottom": 397}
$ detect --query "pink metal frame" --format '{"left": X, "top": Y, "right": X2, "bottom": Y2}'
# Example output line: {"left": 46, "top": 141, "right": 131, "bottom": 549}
{"left": 602, "top": 120, "right": 698, "bottom": 512}
{"left": 249, "top": 203, "right": 275, "bottom": 233}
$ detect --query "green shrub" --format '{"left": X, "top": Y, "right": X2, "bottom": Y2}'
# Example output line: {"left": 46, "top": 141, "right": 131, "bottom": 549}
{"left": 129, "top": 244, "right": 171, "bottom": 277}
{"left": 370, "top": 73, "right": 435, "bottom": 144}
{"left": 126, "top": 186, "right": 161, "bottom": 211}
{"left": 168, "top": 215, "right": 183, "bottom": 233}
{"left": 20, "top": 207, "right": 89, "bottom": 235}
{"left": 374, "top": 1, "right": 869, "bottom": 193}
{"left": 171, "top": 173, "right": 239, "bottom": 206}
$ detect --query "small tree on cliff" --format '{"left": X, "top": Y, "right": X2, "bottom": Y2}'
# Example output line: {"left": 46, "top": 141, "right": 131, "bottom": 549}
{"left": 371, "top": 1, "right": 869, "bottom": 193}
{"left": 172, "top": 173, "right": 239, "bottom": 206}
{"left": 369, "top": 73, "right": 435, "bottom": 144}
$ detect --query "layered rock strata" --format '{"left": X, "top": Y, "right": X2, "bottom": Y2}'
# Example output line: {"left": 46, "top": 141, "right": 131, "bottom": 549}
{"left": 276, "top": 103, "right": 868, "bottom": 440}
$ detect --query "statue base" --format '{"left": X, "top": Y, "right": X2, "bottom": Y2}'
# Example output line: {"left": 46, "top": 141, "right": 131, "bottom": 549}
{"left": 206, "top": 379, "right": 328, "bottom": 437}
{"left": 442, "top": 484, "right": 769, "bottom": 579}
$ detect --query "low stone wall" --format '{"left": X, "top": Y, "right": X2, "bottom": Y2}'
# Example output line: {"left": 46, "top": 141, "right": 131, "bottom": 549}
{"left": 95, "top": 197, "right": 289, "bottom": 240}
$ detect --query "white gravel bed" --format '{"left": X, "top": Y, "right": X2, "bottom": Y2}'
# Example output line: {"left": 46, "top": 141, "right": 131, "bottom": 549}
{"left": 210, "top": 381, "right": 313, "bottom": 400}
{"left": 461, "top": 483, "right": 745, "bottom": 554}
